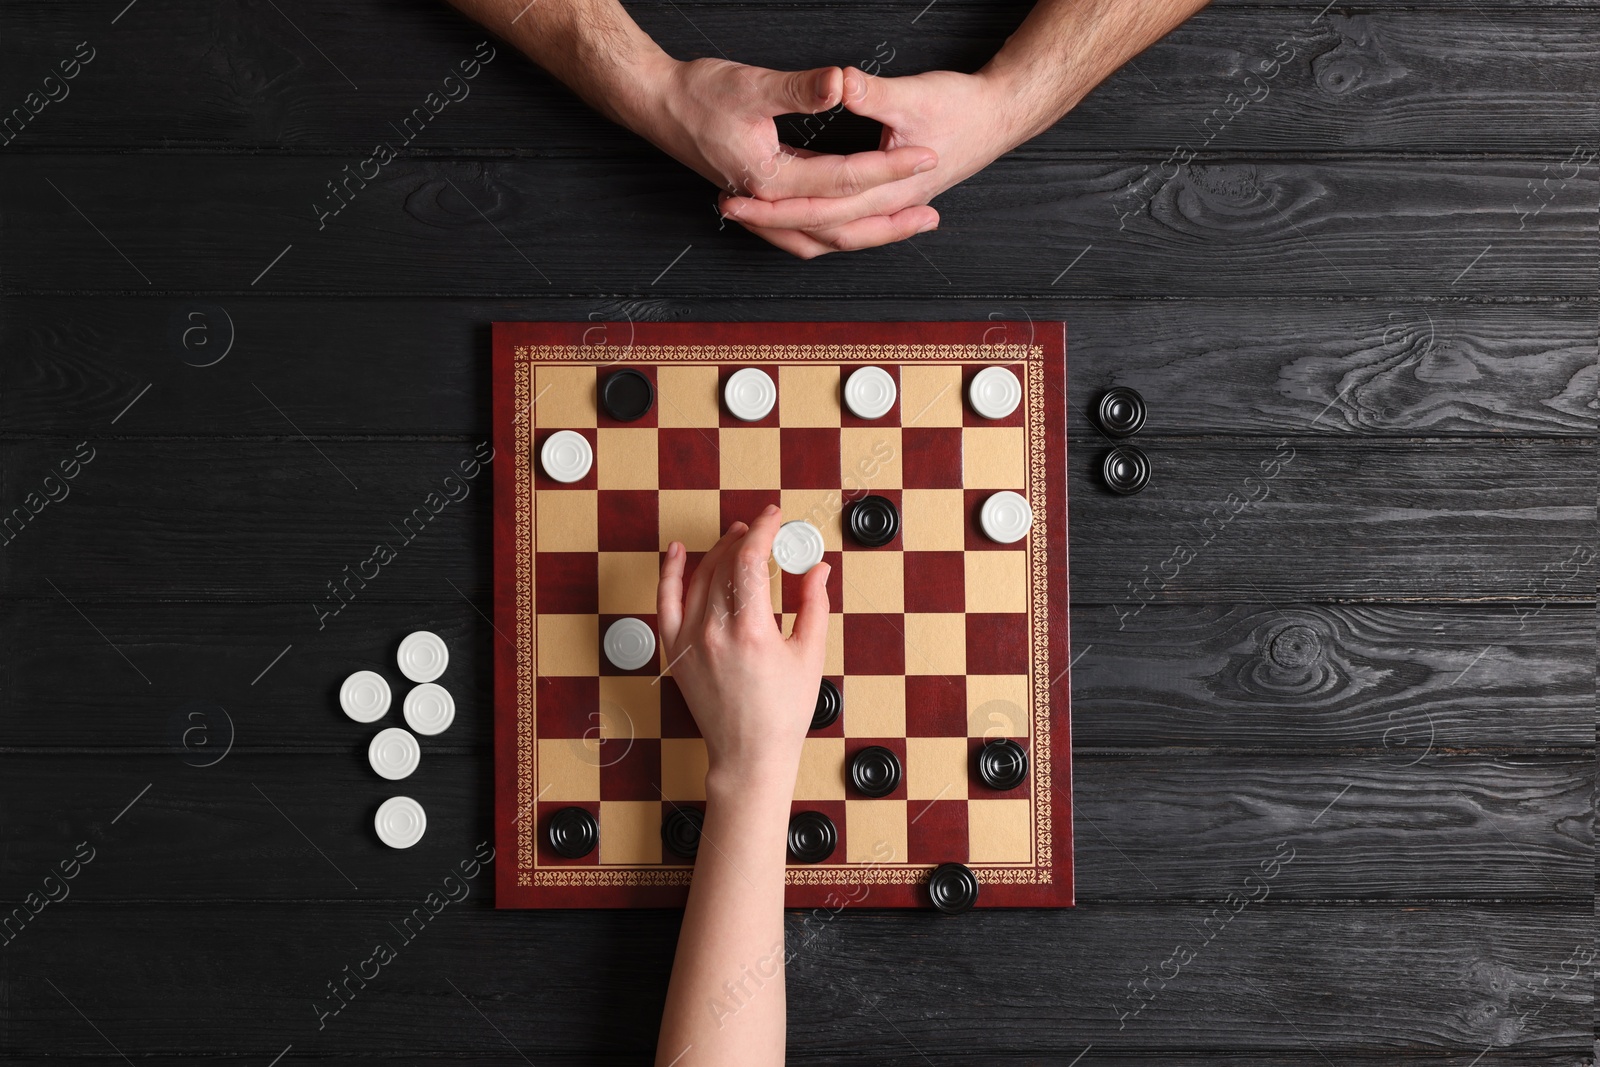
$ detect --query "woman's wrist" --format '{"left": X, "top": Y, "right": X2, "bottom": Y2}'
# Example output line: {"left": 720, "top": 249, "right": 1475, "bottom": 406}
{"left": 704, "top": 756, "right": 801, "bottom": 812}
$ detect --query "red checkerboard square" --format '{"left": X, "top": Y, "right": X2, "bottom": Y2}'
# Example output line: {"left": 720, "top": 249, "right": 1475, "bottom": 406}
{"left": 599, "top": 737, "right": 662, "bottom": 800}
{"left": 844, "top": 737, "right": 908, "bottom": 800}
{"left": 533, "top": 428, "right": 599, "bottom": 490}
{"left": 537, "top": 552, "right": 599, "bottom": 614}
{"left": 781, "top": 549, "right": 842, "bottom": 610}
{"left": 536, "top": 801, "right": 600, "bottom": 866}
{"left": 659, "top": 678, "right": 701, "bottom": 738}
{"left": 907, "top": 799, "right": 969, "bottom": 864}
{"left": 720, "top": 489, "right": 782, "bottom": 532}
{"left": 719, "top": 364, "right": 781, "bottom": 428}
{"left": 780, "top": 428, "right": 841, "bottom": 489}
{"left": 840, "top": 364, "right": 901, "bottom": 428}
{"left": 902, "top": 551, "right": 964, "bottom": 613}
{"left": 658, "top": 429, "right": 721, "bottom": 489}
{"left": 963, "top": 489, "right": 1031, "bottom": 551}
{"left": 904, "top": 676, "right": 966, "bottom": 736}
{"left": 961, "top": 364, "right": 1025, "bottom": 428}
{"left": 535, "top": 676, "right": 600, "bottom": 738}
{"left": 843, "top": 613, "right": 907, "bottom": 675}
{"left": 788, "top": 800, "right": 847, "bottom": 864}
{"left": 965, "top": 614, "right": 1029, "bottom": 675}
{"left": 902, "top": 427, "right": 963, "bottom": 489}
{"left": 598, "top": 613, "right": 660, "bottom": 677}
{"left": 598, "top": 490, "right": 658, "bottom": 552}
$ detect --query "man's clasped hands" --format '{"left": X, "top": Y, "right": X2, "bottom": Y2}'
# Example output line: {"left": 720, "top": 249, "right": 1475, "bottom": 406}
{"left": 629, "top": 56, "right": 1026, "bottom": 259}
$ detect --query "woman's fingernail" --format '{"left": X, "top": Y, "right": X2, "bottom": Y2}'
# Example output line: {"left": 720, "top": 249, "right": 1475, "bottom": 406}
{"left": 763, "top": 504, "right": 779, "bottom": 516}
{"left": 914, "top": 157, "right": 935, "bottom": 174}
{"left": 917, "top": 220, "right": 938, "bottom": 234}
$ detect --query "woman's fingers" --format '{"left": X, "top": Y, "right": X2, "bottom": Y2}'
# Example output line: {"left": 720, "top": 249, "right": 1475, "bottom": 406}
{"left": 682, "top": 521, "right": 748, "bottom": 636}
{"left": 656, "top": 541, "right": 687, "bottom": 652}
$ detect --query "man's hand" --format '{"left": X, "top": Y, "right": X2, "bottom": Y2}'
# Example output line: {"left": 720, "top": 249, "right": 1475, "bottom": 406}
{"left": 636, "top": 58, "right": 939, "bottom": 206}
{"left": 719, "top": 67, "right": 1018, "bottom": 258}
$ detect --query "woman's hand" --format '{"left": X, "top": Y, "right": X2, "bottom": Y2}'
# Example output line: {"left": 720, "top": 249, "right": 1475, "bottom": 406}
{"left": 656, "top": 505, "right": 831, "bottom": 790}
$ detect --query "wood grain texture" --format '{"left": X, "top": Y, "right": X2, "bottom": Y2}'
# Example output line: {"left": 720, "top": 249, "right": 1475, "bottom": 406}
{"left": 0, "top": 903, "right": 1586, "bottom": 1055}
{"left": 3, "top": 156, "right": 1593, "bottom": 297}
{"left": 0, "top": 752, "right": 1585, "bottom": 901}
{"left": 4, "top": 297, "right": 1594, "bottom": 437}
{"left": 4, "top": 438, "right": 1589, "bottom": 601}
{"left": 1, "top": 600, "right": 1588, "bottom": 751}
{"left": 2, "top": 4, "right": 1595, "bottom": 152}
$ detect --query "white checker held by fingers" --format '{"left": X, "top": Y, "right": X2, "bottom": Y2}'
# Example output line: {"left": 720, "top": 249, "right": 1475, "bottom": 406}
{"left": 980, "top": 490, "right": 1034, "bottom": 544}
{"left": 540, "top": 429, "right": 593, "bottom": 483}
{"left": 843, "top": 366, "right": 897, "bottom": 420}
{"left": 603, "top": 617, "right": 657, "bottom": 671}
{"left": 969, "top": 366, "right": 1022, "bottom": 419}
{"left": 772, "top": 520, "right": 826, "bottom": 575}
{"left": 340, "top": 670, "right": 391, "bottom": 723}
{"left": 397, "top": 630, "right": 449, "bottom": 682}
{"left": 724, "top": 367, "right": 777, "bottom": 421}
{"left": 369, "top": 726, "right": 421, "bottom": 780}
{"left": 403, "top": 682, "right": 456, "bottom": 736}
{"left": 375, "top": 796, "right": 427, "bottom": 849}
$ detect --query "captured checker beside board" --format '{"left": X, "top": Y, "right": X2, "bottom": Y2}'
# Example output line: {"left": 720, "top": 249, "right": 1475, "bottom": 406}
{"left": 492, "top": 321, "right": 1073, "bottom": 911}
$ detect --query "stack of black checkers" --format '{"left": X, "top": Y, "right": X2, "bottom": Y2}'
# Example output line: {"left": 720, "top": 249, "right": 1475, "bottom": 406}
{"left": 1094, "top": 387, "right": 1150, "bottom": 495}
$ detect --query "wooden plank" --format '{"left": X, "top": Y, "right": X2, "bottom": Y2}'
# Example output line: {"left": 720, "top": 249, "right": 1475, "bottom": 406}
{"left": 2, "top": 5, "right": 1595, "bottom": 152}
{"left": 1, "top": 600, "right": 1588, "bottom": 751}
{"left": 2, "top": 438, "right": 1589, "bottom": 602}
{"left": 1, "top": 752, "right": 1586, "bottom": 901}
{"left": 16, "top": 1058, "right": 1596, "bottom": 1067}
{"left": 4, "top": 296, "right": 1594, "bottom": 438}
{"left": 3, "top": 156, "right": 1592, "bottom": 297}
{"left": 1, "top": 903, "right": 1586, "bottom": 1054}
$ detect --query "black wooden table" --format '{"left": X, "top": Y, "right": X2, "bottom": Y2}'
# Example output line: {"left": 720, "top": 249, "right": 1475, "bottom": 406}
{"left": 3, "top": 1, "right": 1595, "bottom": 1064}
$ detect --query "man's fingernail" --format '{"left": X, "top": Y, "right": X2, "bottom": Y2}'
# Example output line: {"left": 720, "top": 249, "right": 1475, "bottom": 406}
{"left": 914, "top": 158, "right": 935, "bottom": 174}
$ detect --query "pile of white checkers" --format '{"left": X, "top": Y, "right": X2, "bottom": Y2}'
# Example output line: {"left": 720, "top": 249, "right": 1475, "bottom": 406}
{"left": 338, "top": 630, "right": 454, "bottom": 849}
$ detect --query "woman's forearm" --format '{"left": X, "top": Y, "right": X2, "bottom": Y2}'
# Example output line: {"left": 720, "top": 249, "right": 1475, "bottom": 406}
{"left": 656, "top": 769, "right": 798, "bottom": 1067}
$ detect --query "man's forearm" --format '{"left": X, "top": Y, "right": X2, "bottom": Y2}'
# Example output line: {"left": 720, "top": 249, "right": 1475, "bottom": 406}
{"left": 984, "top": 0, "right": 1211, "bottom": 145}
{"left": 444, "top": 0, "right": 670, "bottom": 130}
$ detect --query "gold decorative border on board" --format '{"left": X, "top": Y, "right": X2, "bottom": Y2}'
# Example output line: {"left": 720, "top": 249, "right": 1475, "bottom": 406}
{"left": 510, "top": 343, "right": 1054, "bottom": 888}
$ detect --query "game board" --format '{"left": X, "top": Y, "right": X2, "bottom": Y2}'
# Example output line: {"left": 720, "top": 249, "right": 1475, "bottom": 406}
{"left": 492, "top": 321, "right": 1072, "bottom": 909}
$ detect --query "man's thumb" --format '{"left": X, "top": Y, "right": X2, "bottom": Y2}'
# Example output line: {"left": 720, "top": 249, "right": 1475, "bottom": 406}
{"left": 841, "top": 66, "right": 901, "bottom": 125}
{"left": 766, "top": 66, "right": 842, "bottom": 114}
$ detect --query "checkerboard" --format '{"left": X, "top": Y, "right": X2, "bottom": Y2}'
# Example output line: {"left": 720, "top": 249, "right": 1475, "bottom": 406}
{"left": 492, "top": 322, "right": 1072, "bottom": 909}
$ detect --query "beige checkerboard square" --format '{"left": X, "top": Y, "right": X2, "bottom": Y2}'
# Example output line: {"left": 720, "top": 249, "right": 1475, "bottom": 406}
{"left": 658, "top": 365, "right": 721, "bottom": 427}
{"left": 843, "top": 675, "right": 905, "bottom": 737}
{"left": 598, "top": 801, "right": 661, "bottom": 864}
{"left": 535, "top": 366, "right": 597, "bottom": 428}
{"left": 720, "top": 427, "right": 781, "bottom": 489}
{"left": 779, "top": 365, "right": 840, "bottom": 427}
{"left": 905, "top": 737, "right": 970, "bottom": 800}
{"left": 780, "top": 490, "right": 844, "bottom": 551}
{"left": 900, "top": 365, "right": 963, "bottom": 427}
{"left": 840, "top": 427, "right": 900, "bottom": 493}
{"left": 597, "top": 429, "right": 658, "bottom": 490}
{"left": 967, "top": 798, "right": 1032, "bottom": 862}
{"left": 842, "top": 550, "right": 904, "bottom": 613}
{"left": 781, "top": 613, "right": 844, "bottom": 674}
{"left": 598, "top": 676, "right": 661, "bottom": 739}
{"left": 964, "top": 551, "right": 1028, "bottom": 613}
{"left": 904, "top": 613, "right": 966, "bottom": 676}
{"left": 537, "top": 738, "right": 599, "bottom": 801}
{"left": 963, "top": 427, "right": 1026, "bottom": 489}
{"left": 794, "top": 737, "right": 845, "bottom": 800}
{"left": 967, "top": 674, "right": 1030, "bottom": 737}
{"left": 661, "top": 738, "right": 710, "bottom": 800}
{"left": 535, "top": 489, "right": 598, "bottom": 552}
{"left": 537, "top": 614, "right": 599, "bottom": 676}
{"left": 598, "top": 552, "right": 661, "bottom": 615}
{"left": 901, "top": 489, "right": 966, "bottom": 551}
{"left": 659, "top": 489, "right": 721, "bottom": 551}
{"left": 846, "top": 800, "right": 907, "bottom": 863}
